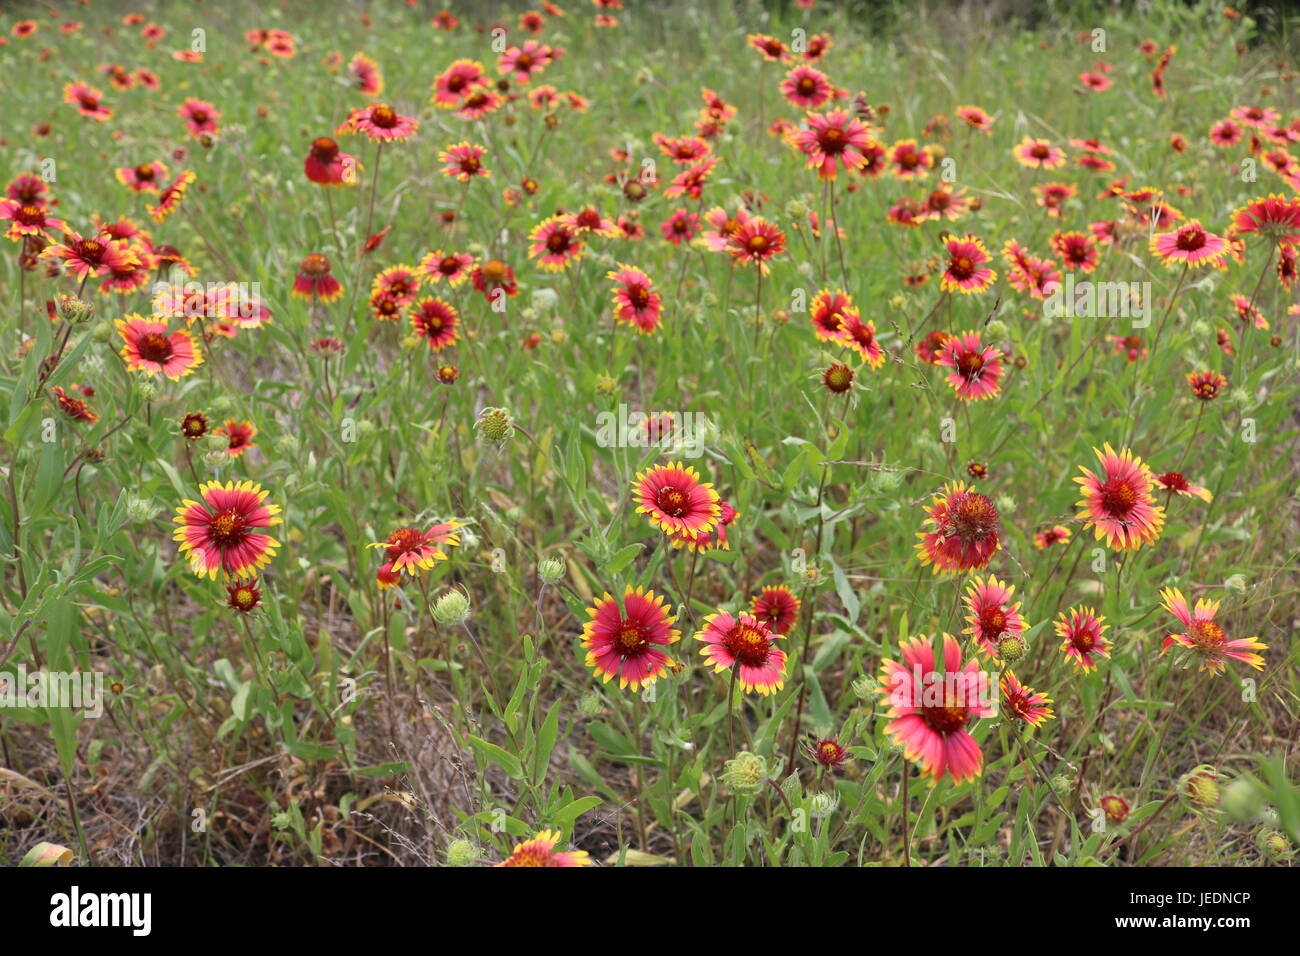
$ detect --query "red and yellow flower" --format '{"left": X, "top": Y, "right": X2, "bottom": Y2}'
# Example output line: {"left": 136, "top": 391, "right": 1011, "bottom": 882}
{"left": 581, "top": 585, "right": 679, "bottom": 691}
{"left": 696, "top": 610, "right": 787, "bottom": 695}
{"left": 173, "top": 481, "right": 282, "bottom": 580}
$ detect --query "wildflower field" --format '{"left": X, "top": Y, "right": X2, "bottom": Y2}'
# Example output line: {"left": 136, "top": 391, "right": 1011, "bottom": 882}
{"left": 1, "top": 0, "right": 1298, "bottom": 873}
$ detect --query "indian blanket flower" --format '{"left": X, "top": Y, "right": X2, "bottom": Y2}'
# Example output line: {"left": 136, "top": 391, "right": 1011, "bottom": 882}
{"left": 439, "top": 142, "right": 490, "bottom": 182}
{"left": 472, "top": 259, "right": 518, "bottom": 302}
{"left": 956, "top": 105, "right": 994, "bottom": 133}
{"left": 411, "top": 297, "right": 460, "bottom": 350}
{"left": 432, "top": 59, "right": 489, "bottom": 107}
{"left": 528, "top": 215, "right": 584, "bottom": 271}
{"left": 1055, "top": 605, "right": 1110, "bottom": 672}
{"left": 63, "top": 82, "right": 112, "bottom": 121}
{"left": 304, "top": 137, "right": 357, "bottom": 186}
{"left": 1230, "top": 194, "right": 1300, "bottom": 245}
{"left": 632, "top": 462, "right": 720, "bottom": 537}
{"left": 890, "top": 139, "right": 934, "bottom": 180}
{"left": 214, "top": 419, "right": 257, "bottom": 457}
{"left": 728, "top": 217, "right": 786, "bottom": 272}
{"left": 751, "top": 585, "right": 800, "bottom": 635}
{"left": 836, "top": 312, "right": 886, "bottom": 368}
{"left": 940, "top": 235, "right": 997, "bottom": 294}
{"left": 178, "top": 98, "right": 220, "bottom": 138}
{"left": 654, "top": 133, "right": 712, "bottom": 164}
{"left": 1000, "top": 672, "right": 1055, "bottom": 727}
{"left": 963, "top": 575, "right": 1027, "bottom": 657}
{"left": 1158, "top": 587, "right": 1266, "bottom": 675}
{"left": 0, "top": 200, "right": 66, "bottom": 240}
{"left": 696, "top": 610, "right": 787, "bottom": 695}
{"left": 1034, "top": 525, "right": 1072, "bottom": 549}
{"left": 877, "top": 634, "right": 994, "bottom": 783}
{"left": 793, "top": 109, "right": 873, "bottom": 180}
{"left": 608, "top": 264, "right": 661, "bottom": 334}
{"left": 225, "top": 580, "right": 262, "bottom": 614}
{"left": 292, "top": 254, "right": 343, "bottom": 302}
{"left": 660, "top": 208, "right": 699, "bottom": 245}
{"left": 369, "top": 521, "right": 462, "bottom": 587}
{"left": 1074, "top": 443, "right": 1166, "bottom": 551}
{"left": 115, "top": 161, "right": 168, "bottom": 194}
{"left": 42, "top": 230, "right": 137, "bottom": 280}
{"left": 420, "top": 250, "right": 475, "bottom": 286}
{"left": 1151, "top": 220, "right": 1228, "bottom": 268}
{"left": 937, "top": 330, "right": 1004, "bottom": 401}
{"left": 915, "top": 481, "right": 1001, "bottom": 575}
{"left": 147, "top": 171, "right": 196, "bottom": 224}
{"left": 781, "top": 65, "right": 833, "bottom": 109}
{"left": 50, "top": 386, "right": 99, "bottom": 424}
{"left": 496, "top": 830, "right": 591, "bottom": 867}
{"left": 338, "top": 103, "right": 418, "bottom": 142}
{"left": 1014, "top": 136, "right": 1066, "bottom": 169}
{"left": 1154, "top": 471, "right": 1212, "bottom": 501}
{"left": 581, "top": 585, "right": 680, "bottom": 691}
{"left": 810, "top": 288, "right": 855, "bottom": 341}
{"left": 173, "top": 480, "right": 282, "bottom": 580}
{"left": 498, "top": 41, "right": 554, "bottom": 84}
{"left": 347, "top": 52, "right": 384, "bottom": 96}
{"left": 747, "top": 33, "right": 789, "bottom": 62}
{"left": 116, "top": 315, "right": 203, "bottom": 380}
{"left": 667, "top": 499, "right": 737, "bottom": 552}
{"left": 1187, "top": 369, "right": 1228, "bottom": 400}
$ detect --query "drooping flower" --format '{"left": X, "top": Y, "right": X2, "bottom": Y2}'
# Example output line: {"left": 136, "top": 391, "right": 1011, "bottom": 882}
{"left": 116, "top": 315, "right": 203, "bottom": 380}
{"left": 581, "top": 585, "right": 679, "bottom": 691}
{"left": 1154, "top": 471, "right": 1212, "bottom": 502}
{"left": 632, "top": 462, "right": 720, "bottom": 537}
{"left": 877, "top": 634, "right": 994, "bottom": 783}
{"left": 50, "top": 386, "right": 99, "bottom": 424}
{"left": 173, "top": 481, "right": 282, "bottom": 580}
{"left": 214, "top": 419, "right": 257, "bottom": 457}
{"left": 292, "top": 254, "right": 343, "bottom": 302}
{"left": 1074, "top": 443, "right": 1165, "bottom": 551}
{"left": 347, "top": 52, "right": 384, "bottom": 97}
{"left": 936, "top": 330, "right": 1003, "bottom": 401}
{"left": 304, "top": 137, "right": 358, "bottom": 186}
{"left": 750, "top": 585, "right": 800, "bottom": 635}
{"left": 915, "top": 481, "right": 1001, "bottom": 575}
{"left": 147, "top": 171, "right": 197, "bottom": 224}
{"left": 1055, "top": 606, "right": 1110, "bottom": 672}
{"left": 696, "top": 610, "right": 787, "bottom": 695}
{"left": 369, "top": 521, "right": 462, "bottom": 587}
{"left": 496, "top": 830, "right": 591, "bottom": 867}
{"left": 1158, "top": 587, "right": 1266, "bottom": 675}
{"left": 962, "top": 575, "right": 1027, "bottom": 657}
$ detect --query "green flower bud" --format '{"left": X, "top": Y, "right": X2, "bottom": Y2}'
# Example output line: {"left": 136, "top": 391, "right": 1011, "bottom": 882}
{"left": 721, "top": 751, "right": 769, "bottom": 796}
{"left": 135, "top": 378, "right": 158, "bottom": 402}
{"left": 475, "top": 407, "right": 515, "bottom": 448}
{"left": 126, "top": 497, "right": 155, "bottom": 521}
{"left": 432, "top": 589, "right": 471, "bottom": 626}
{"left": 1258, "top": 829, "right": 1293, "bottom": 861}
{"left": 91, "top": 320, "right": 114, "bottom": 343}
{"left": 578, "top": 692, "right": 603, "bottom": 719}
{"left": 594, "top": 374, "right": 617, "bottom": 396}
{"left": 997, "top": 634, "right": 1027, "bottom": 663}
{"left": 445, "top": 839, "right": 479, "bottom": 867}
{"left": 1179, "top": 765, "right": 1221, "bottom": 810}
{"left": 995, "top": 494, "right": 1017, "bottom": 515}
{"left": 1049, "top": 773, "right": 1074, "bottom": 799}
{"left": 1221, "top": 778, "right": 1265, "bottom": 822}
{"left": 538, "top": 556, "right": 566, "bottom": 586}
{"left": 985, "top": 319, "right": 1008, "bottom": 340}
{"left": 1223, "top": 573, "right": 1247, "bottom": 594}
{"left": 58, "top": 294, "right": 94, "bottom": 324}
{"left": 356, "top": 419, "right": 376, "bottom": 439}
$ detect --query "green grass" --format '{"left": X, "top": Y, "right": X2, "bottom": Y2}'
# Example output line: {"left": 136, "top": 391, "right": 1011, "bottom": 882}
{"left": 0, "top": 0, "right": 1297, "bottom": 867}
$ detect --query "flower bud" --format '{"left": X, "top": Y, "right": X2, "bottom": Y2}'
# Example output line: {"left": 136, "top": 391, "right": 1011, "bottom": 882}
{"left": 721, "top": 751, "right": 768, "bottom": 796}
{"left": 445, "top": 839, "right": 479, "bottom": 867}
{"left": 538, "top": 556, "right": 566, "bottom": 585}
{"left": 997, "top": 634, "right": 1027, "bottom": 663}
{"left": 432, "top": 589, "right": 471, "bottom": 626}
{"left": 475, "top": 407, "right": 515, "bottom": 447}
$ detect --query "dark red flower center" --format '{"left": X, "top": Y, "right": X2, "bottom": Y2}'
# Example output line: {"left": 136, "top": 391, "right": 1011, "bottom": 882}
{"left": 656, "top": 486, "right": 689, "bottom": 517}
{"left": 615, "top": 622, "right": 649, "bottom": 656}
{"left": 137, "top": 332, "right": 174, "bottom": 363}
{"left": 208, "top": 509, "right": 249, "bottom": 548}
{"left": 1188, "top": 619, "right": 1226, "bottom": 650}
{"left": 723, "top": 622, "right": 772, "bottom": 667}
{"left": 627, "top": 284, "right": 651, "bottom": 308}
{"left": 385, "top": 527, "right": 425, "bottom": 557}
{"left": 922, "top": 703, "right": 970, "bottom": 735}
{"left": 1099, "top": 477, "right": 1137, "bottom": 517}
{"left": 956, "top": 348, "right": 984, "bottom": 377}
{"left": 1158, "top": 472, "right": 1190, "bottom": 492}
{"left": 310, "top": 137, "right": 339, "bottom": 161}
{"left": 371, "top": 105, "right": 397, "bottom": 128}
{"left": 135, "top": 164, "right": 155, "bottom": 179}
{"left": 950, "top": 256, "right": 975, "bottom": 280}
{"left": 1175, "top": 226, "right": 1207, "bottom": 251}
{"left": 949, "top": 491, "right": 999, "bottom": 543}
{"left": 300, "top": 253, "right": 330, "bottom": 276}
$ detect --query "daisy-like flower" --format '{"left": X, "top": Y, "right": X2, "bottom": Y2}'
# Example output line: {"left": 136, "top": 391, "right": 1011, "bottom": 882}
{"left": 1013, "top": 136, "right": 1066, "bottom": 169}
{"left": 411, "top": 297, "right": 459, "bottom": 350}
{"left": 956, "top": 105, "right": 994, "bottom": 133}
{"left": 471, "top": 259, "right": 518, "bottom": 302}
{"left": 962, "top": 575, "right": 1027, "bottom": 657}
{"left": 750, "top": 585, "right": 800, "bottom": 635}
{"left": 528, "top": 216, "right": 584, "bottom": 272}
{"left": 747, "top": 34, "right": 789, "bottom": 62}
{"left": 793, "top": 109, "right": 873, "bottom": 180}
{"left": 728, "top": 217, "right": 785, "bottom": 272}
{"left": 1055, "top": 605, "right": 1111, "bottom": 672}
{"left": 666, "top": 499, "right": 737, "bottom": 553}
{"left": 696, "top": 611, "right": 787, "bottom": 695}
{"left": 1035, "top": 181, "right": 1077, "bottom": 217}
{"left": 455, "top": 88, "right": 503, "bottom": 120}
{"left": 632, "top": 462, "right": 720, "bottom": 537}
{"left": 1158, "top": 587, "right": 1266, "bottom": 675}
{"left": 63, "top": 82, "right": 112, "bottom": 121}
{"left": 781, "top": 65, "right": 833, "bottom": 109}
{"left": 50, "top": 386, "right": 99, "bottom": 424}
{"left": 922, "top": 184, "right": 973, "bottom": 222}
{"left": 1000, "top": 672, "right": 1055, "bottom": 727}
{"left": 940, "top": 235, "right": 997, "bottom": 294}
{"left": 115, "top": 161, "right": 168, "bottom": 194}
{"left": 937, "top": 330, "right": 1003, "bottom": 401}
{"left": 173, "top": 481, "right": 282, "bottom": 580}
{"left": 501, "top": 40, "right": 557, "bottom": 84}
{"left": 1108, "top": 334, "right": 1148, "bottom": 362}
{"left": 496, "top": 830, "right": 591, "bottom": 867}
{"left": 915, "top": 481, "right": 1001, "bottom": 575}
{"left": 916, "top": 329, "right": 954, "bottom": 364}
{"left": 1074, "top": 444, "right": 1166, "bottom": 551}
{"left": 0, "top": 200, "right": 66, "bottom": 240}
{"left": 304, "top": 137, "right": 358, "bottom": 186}
{"left": 805, "top": 737, "right": 849, "bottom": 770}
{"left": 1231, "top": 105, "right": 1280, "bottom": 130}
{"left": 420, "top": 250, "right": 475, "bottom": 286}
{"left": 369, "top": 521, "right": 462, "bottom": 587}
{"left": 1209, "top": 119, "right": 1243, "bottom": 147}
{"left": 1187, "top": 369, "right": 1228, "bottom": 401}
{"left": 116, "top": 315, "right": 203, "bottom": 380}
{"left": 1154, "top": 471, "right": 1212, "bottom": 502}
{"left": 1051, "top": 230, "right": 1100, "bottom": 272}
{"left": 370, "top": 265, "right": 420, "bottom": 306}
{"left": 1151, "top": 220, "right": 1228, "bottom": 268}
{"left": 147, "top": 171, "right": 197, "bottom": 224}
{"left": 581, "top": 585, "right": 679, "bottom": 691}
{"left": 890, "top": 139, "right": 934, "bottom": 180}
{"left": 431, "top": 59, "right": 488, "bottom": 108}
{"left": 660, "top": 208, "right": 699, "bottom": 245}
{"left": 1229, "top": 294, "right": 1268, "bottom": 330}
{"left": 1034, "top": 525, "right": 1072, "bottom": 549}
{"left": 348, "top": 52, "right": 384, "bottom": 97}
{"left": 42, "top": 230, "right": 137, "bottom": 280}
{"left": 664, "top": 156, "right": 718, "bottom": 201}
{"left": 292, "top": 254, "right": 343, "bottom": 302}
{"left": 564, "top": 207, "right": 620, "bottom": 238}
{"left": 653, "top": 133, "right": 712, "bottom": 165}
{"left": 226, "top": 580, "right": 263, "bottom": 614}
{"left": 178, "top": 98, "right": 219, "bottom": 138}
{"left": 1230, "top": 194, "right": 1300, "bottom": 245}
{"left": 214, "top": 419, "right": 257, "bottom": 457}
{"left": 877, "top": 634, "right": 994, "bottom": 783}
{"left": 338, "top": 103, "right": 418, "bottom": 142}
{"left": 607, "top": 264, "right": 661, "bottom": 334}
{"left": 809, "top": 288, "right": 854, "bottom": 341}
{"left": 181, "top": 411, "right": 209, "bottom": 440}
{"left": 834, "top": 312, "right": 886, "bottom": 369}
{"left": 439, "top": 142, "right": 490, "bottom": 182}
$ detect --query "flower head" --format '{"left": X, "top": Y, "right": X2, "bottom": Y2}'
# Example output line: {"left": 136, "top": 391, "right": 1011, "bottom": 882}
{"left": 581, "top": 586, "right": 680, "bottom": 691}
{"left": 496, "top": 830, "right": 591, "bottom": 867}
{"left": 1055, "top": 605, "right": 1110, "bottom": 672}
{"left": 915, "top": 481, "right": 1001, "bottom": 575}
{"left": 1074, "top": 443, "right": 1165, "bottom": 551}
{"left": 116, "top": 315, "right": 203, "bottom": 380}
{"left": 1158, "top": 587, "right": 1265, "bottom": 675}
{"left": 173, "top": 481, "right": 282, "bottom": 580}
{"left": 696, "top": 611, "right": 787, "bottom": 695}
{"left": 936, "top": 330, "right": 1003, "bottom": 400}
{"left": 632, "top": 462, "right": 720, "bottom": 537}
{"left": 750, "top": 585, "right": 800, "bottom": 635}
